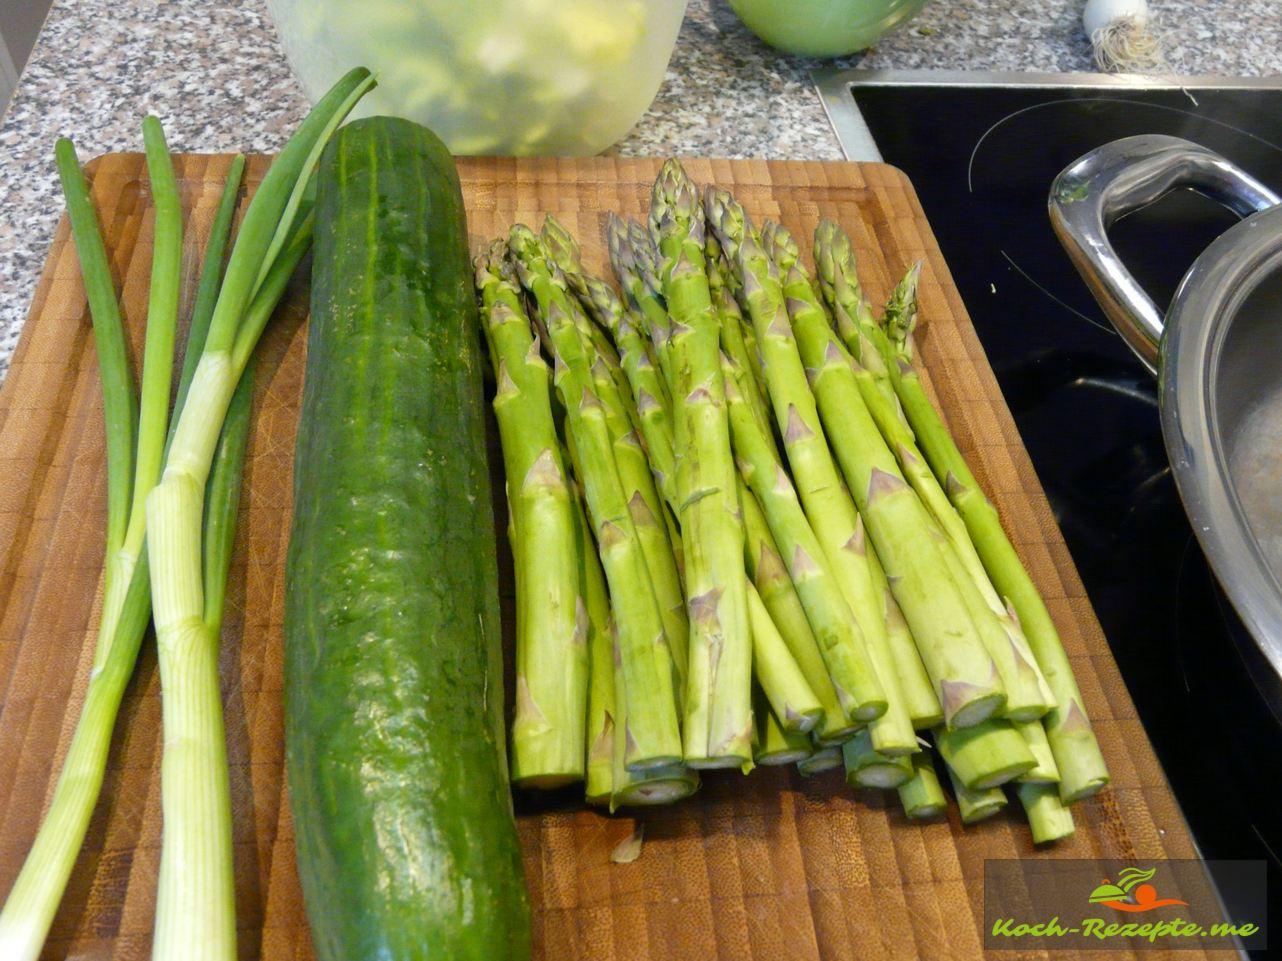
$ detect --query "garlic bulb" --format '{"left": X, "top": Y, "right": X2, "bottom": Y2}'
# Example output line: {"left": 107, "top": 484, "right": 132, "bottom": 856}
{"left": 1083, "top": 0, "right": 1167, "bottom": 73}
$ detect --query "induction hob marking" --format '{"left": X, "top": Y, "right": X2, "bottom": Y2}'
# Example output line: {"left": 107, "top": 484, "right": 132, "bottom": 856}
{"left": 965, "top": 96, "right": 1282, "bottom": 194}
{"left": 969, "top": 97, "right": 1282, "bottom": 339}
{"left": 999, "top": 249, "right": 1119, "bottom": 336}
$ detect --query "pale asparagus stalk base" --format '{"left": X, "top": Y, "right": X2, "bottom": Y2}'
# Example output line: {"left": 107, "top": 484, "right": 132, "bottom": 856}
{"left": 843, "top": 730, "right": 914, "bottom": 789}
{"left": 935, "top": 718, "right": 1036, "bottom": 791}
{"left": 1018, "top": 782, "right": 1077, "bottom": 843}
{"left": 753, "top": 685, "right": 815, "bottom": 765}
{"left": 898, "top": 752, "right": 948, "bottom": 819}
{"left": 797, "top": 745, "right": 843, "bottom": 776}
{"left": 947, "top": 767, "right": 1008, "bottom": 824}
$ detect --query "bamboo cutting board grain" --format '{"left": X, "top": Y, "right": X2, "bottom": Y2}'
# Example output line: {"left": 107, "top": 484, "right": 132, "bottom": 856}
{"left": 0, "top": 154, "right": 1220, "bottom": 961}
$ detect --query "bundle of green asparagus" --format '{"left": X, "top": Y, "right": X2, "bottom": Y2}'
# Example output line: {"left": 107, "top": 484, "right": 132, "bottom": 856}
{"left": 474, "top": 159, "right": 1108, "bottom": 842}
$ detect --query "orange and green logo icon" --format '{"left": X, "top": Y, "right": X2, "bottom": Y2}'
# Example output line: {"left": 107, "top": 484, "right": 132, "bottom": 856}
{"left": 1088, "top": 867, "right": 1189, "bottom": 913}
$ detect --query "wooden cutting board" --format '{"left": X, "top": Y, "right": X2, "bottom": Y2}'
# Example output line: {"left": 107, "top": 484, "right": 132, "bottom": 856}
{"left": 0, "top": 154, "right": 1219, "bottom": 961}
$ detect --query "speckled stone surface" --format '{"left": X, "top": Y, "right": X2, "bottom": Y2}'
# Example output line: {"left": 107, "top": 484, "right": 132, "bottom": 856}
{"left": 1, "top": 0, "right": 1279, "bottom": 379}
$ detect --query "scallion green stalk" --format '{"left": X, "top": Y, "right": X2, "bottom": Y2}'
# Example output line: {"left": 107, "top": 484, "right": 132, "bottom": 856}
{"left": 0, "top": 127, "right": 241, "bottom": 961}
{"left": 145, "top": 68, "right": 374, "bottom": 961}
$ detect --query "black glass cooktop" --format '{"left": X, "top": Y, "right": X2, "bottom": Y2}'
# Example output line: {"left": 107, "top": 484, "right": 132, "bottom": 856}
{"left": 817, "top": 71, "right": 1282, "bottom": 943}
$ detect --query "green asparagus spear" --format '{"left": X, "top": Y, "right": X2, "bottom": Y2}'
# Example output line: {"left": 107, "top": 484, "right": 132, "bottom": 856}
{"left": 583, "top": 501, "right": 618, "bottom": 808}
{"left": 760, "top": 219, "right": 1006, "bottom": 729}
{"left": 610, "top": 626, "right": 701, "bottom": 809}
{"left": 879, "top": 264, "right": 1108, "bottom": 802}
{"left": 574, "top": 219, "right": 834, "bottom": 752}
{"left": 607, "top": 213, "right": 678, "bottom": 390}
{"left": 557, "top": 257, "right": 679, "bottom": 511}
{"left": 740, "top": 488, "right": 857, "bottom": 743}
{"left": 593, "top": 507, "right": 699, "bottom": 806}
{"left": 814, "top": 221, "right": 1058, "bottom": 717}
{"left": 1013, "top": 720, "right": 1061, "bottom": 784}
{"left": 581, "top": 337, "right": 689, "bottom": 692}
{"left": 706, "top": 189, "right": 915, "bottom": 756}
{"left": 510, "top": 225, "right": 681, "bottom": 773}
{"left": 565, "top": 445, "right": 696, "bottom": 809}
{"left": 476, "top": 242, "right": 587, "bottom": 788}
{"left": 747, "top": 582, "right": 822, "bottom": 733}
{"left": 707, "top": 228, "right": 771, "bottom": 417}
{"left": 866, "top": 544, "right": 942, "bottom": 729}
{"left": 725, "top": 355, "right": 886, "bottom": 725}
{"left": 649, "top": 160, "right": 752, "bottom": 769}
{"left": 934, "top": 526, "right": 1053, "bottom": 721}
{"left": 544, "top": 216, "right": 671, "bottom": 407}
{"left": 541, "top": 218, "right": 689, "bottom": 591}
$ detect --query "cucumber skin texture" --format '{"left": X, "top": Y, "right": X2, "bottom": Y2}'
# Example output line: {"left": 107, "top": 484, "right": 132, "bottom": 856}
{"left": 285, "top": 116, "right": 531, "bottom": 961}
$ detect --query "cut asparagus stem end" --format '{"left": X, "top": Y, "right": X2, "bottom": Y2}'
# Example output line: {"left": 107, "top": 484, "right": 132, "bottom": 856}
{"left": 974, "top": 766, "right": 1035, "bottom": 790}
{"left": 936, "top": 719, "right": 1037, "bottom": 791}
{"left": 1018, "top": 781, "right": 1077, "bottom": 844}
{"left": 944, "top": 756, "right": 1008, "bottom": 823}
{"left": 852, "top": 763, "right": 913, "bottom": 790}
{"left": 946, "top": 691, "right": 1007, "bottom": 730}
{"left": 684, "top": 756, "right": 751, "bottom": 771}
{"left": 905, "top": 801, "right": 947, "bottom": 819}
{"left": 753, "top": 683, "right": 815, "bottom": 765}
{"left": 1060, "top": 776, "right": 1109, "bottom": 804}
{"left": 797, "top": 747, "right": 843, "bottom": 776}
{"left": 615, "top": 769, "right": 699, "bottom": 807}
{"left": 904, "top": 788, "right": 949, "bottom": 815}
{"left": 756, "top": 747, "right": 814, "bottom": 766}
{"left": 898, "top": 755, "right": 948, "bottom": 820}
{"left": 815, "top": 724, "right": 861, "bottom": 746}
{"left": 625, "top": 755, "right": 686, "bottom": 775}
{"left": 853, "top": 700, "right": 890, "bottom": 722}
{"left": 963, "top": 802, "right": 1006, "bottom": 824}
{"left": 959, "top": 795, "right": 1007, "bottom": 824}
{"left": 842, "top": 730, "right": 914, "bottom": 788}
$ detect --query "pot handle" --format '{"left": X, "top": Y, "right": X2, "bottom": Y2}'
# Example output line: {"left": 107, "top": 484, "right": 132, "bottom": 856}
{"left": 1048, "top": 134, "right": 1279, "bottom": 373}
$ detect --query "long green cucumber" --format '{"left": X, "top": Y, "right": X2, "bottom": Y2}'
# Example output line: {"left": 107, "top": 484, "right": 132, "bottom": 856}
{"left": 285, "top": 115, "right": 530, "bottom": 961}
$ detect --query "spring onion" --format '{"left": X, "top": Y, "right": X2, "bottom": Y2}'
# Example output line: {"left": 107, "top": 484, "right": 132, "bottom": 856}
{"left": 145, "top": 67, "right": 374, "bottom": 961}
{"left": 0, "top": 127, "right": 244, "bottom": 961}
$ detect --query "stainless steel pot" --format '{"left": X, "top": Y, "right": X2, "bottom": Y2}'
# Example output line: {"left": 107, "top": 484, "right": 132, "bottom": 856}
{"left": 1049, "top": 134, "right": 1282, "bottom": 698}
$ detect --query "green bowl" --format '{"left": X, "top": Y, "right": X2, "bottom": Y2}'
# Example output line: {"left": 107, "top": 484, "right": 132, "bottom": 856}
{"left": 730, "top": 0, "right": 929, "bottom": 58}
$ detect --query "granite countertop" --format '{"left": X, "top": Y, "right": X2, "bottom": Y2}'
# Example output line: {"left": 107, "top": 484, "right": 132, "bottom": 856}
{"left": 1, "top": 0, "right": 1279, "bottom": 380}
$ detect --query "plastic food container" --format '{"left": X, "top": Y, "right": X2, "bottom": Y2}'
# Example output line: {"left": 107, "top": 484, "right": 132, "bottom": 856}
{"left": 729, "top": 0, "right": 928, "bottom": 58}
{"left": 267, "top": 0, "right": 689, "bottom": 155}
